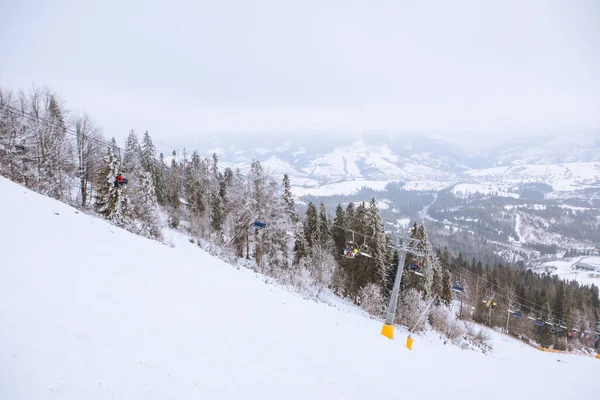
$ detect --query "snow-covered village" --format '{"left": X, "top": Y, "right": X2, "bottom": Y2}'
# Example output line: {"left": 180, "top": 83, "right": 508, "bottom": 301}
{"left": 1, "top": 1, "right": 599, "bottom": 399}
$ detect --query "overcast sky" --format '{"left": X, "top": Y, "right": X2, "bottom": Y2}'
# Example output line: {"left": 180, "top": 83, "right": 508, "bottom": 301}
{"left": 1, "top": 0, "right": 599, "bottom": 149}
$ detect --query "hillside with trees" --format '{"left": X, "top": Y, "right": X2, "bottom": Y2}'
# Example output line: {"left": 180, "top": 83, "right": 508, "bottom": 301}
{"left": 1, "top": 85, "right": 598, "bottom": 352}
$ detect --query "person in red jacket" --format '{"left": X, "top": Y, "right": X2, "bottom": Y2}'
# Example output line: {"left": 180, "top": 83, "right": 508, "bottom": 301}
{"left": 114, "top": 173, "right": 128, "bottom": 188}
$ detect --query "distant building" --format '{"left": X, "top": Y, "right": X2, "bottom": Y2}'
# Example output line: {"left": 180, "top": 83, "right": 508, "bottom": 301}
{"left": 574, "top": 262, "right": 597, "bottom": 271}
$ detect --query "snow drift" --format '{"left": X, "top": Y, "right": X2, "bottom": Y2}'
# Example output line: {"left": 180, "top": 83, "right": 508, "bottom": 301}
{"left": 0, "top": 176, "right": 597, "bottom": 400}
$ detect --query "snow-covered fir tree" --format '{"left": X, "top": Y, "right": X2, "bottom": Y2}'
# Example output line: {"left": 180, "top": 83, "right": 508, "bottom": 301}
{"left": 135, "top": 170, "right": 162, "bottom": 239}
{"left": 141, "top": 131, "right": 166, "bottom": 205}
{"left": 167, "top": 150, "right": 182, "bottom": 209}
{"left": 94, "top": 147, "right": 131, "bottom": 226}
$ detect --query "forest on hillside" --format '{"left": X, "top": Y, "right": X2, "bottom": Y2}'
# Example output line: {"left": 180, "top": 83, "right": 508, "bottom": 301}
{"left": 1, "top": 85, "right": 599, "bottom": 352}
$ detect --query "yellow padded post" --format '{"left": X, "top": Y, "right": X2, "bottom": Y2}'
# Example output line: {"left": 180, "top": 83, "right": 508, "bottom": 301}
{"left": 381, "top": 324, "right": 394, "bottom": 339}
{"left": 406, "top": 336, "right": 414, "bottom": 350}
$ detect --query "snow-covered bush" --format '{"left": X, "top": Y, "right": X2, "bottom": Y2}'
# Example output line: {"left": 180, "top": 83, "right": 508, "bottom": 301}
{"left": 446, "top": 318, "right": 466, "bottom": 341}
{"left": 428, "top": 305, "right": 448, "bottom": 332}
{"left": 397, "top": 288, "right": 429, "bottom": 332}
{"left": 465, "top": 324, "right": 493, "bottom": 352}
{"left": 555, "top": 337, "right": 567, "bottom": 351}
{"left": 429, "top": 305, "right": 465, "bottom": 342}
{"left": 358, "top": 283, "right": 385, "bottom": 318}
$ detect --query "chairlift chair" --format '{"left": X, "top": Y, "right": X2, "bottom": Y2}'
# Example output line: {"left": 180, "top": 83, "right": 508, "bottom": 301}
{"left": 550, "top": 324, "right": 564, "bottom": 334}
{"left": 508, "top": 309, "right": 523, "bottom": 318}
{"left": 343, "top": 240, "right": 360, "bottom": 258}
{"left": 251, "top": 221, "right": 266, "bottom": 229}
{"left": 483, "top": 298, "right": 497, "bottom": 309}
{"left": 342, "top": 232, "right": 372, "bottom": 259}
{"left": 408, "top": 263, "right": 424, "bottom": 277}
{"left": 452, "top": 283, "right": 465, "bottom": 293}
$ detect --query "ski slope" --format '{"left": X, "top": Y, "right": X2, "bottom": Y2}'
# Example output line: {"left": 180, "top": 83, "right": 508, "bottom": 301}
{"left": 0, "top": 176, "right": 598, "bottom": 400}
{"left": 537, "top": 256, "right": 600, "bottom": 289}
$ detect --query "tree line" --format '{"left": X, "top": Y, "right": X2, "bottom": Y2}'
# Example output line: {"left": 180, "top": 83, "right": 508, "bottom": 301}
{"left": 1, "top": 85, "right": 598, "bottom": 352}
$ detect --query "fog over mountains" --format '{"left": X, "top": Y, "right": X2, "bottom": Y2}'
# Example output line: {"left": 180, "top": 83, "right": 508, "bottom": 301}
{"left": 163, "top": 131, "right": 600, "bottom": 194}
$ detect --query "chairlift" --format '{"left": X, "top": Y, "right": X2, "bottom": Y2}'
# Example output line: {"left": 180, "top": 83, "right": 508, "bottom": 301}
{"left": 343, "top": 240, "right": 360, "bottom": 258}
{"left": 451, "top": 283, "right": 465, "bottom": 293}
{"left": 550, "top": 324, "right": 565, "bottom": 334}
{"left": 251, "top": 221, "right": 266, "bottom": 229}
{"left": 114, "top": 173, "right": 128, "bottom": 188}
{"left": 484, "top": 298, "right": 497, "bottom": 309}
{"left": 14, "top": 144, "right": 25, "bottom": 153}
{"left": 508, "top": 309, "right": 523, "bottom": 318}
{"left": 408, "top": 263, "right": 425, "bottom": 277}
{"left": 342, "top": 231, "right": 372, "bottom": 259}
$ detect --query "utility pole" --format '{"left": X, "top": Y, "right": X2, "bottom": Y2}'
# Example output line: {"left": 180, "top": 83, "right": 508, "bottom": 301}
{"left": 381, "top": 235, "right": 423, "bottom": 339}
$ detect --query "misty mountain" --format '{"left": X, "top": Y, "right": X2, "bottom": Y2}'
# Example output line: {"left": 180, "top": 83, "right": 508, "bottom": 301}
{"left": 470, "top": 132, "right": 600, "bottom": 167}
{"left": 166, "top": 132, "right": 600, "bottom": 191}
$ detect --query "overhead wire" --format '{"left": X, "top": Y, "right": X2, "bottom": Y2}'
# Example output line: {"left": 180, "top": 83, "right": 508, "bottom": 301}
{"left": 0, "top": 102, "right": 183, "bottom": 159}
{"left": 1, "top": 103, "right": 124, "bottom": 153}
{"left": 386, "top": 222, "right": 587, "bottom": 326}
{"left": 435, "top": 247, "right": 589, "bottom": 326}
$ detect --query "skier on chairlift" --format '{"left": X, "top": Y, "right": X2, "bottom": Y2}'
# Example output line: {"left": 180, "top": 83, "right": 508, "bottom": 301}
{"left": 409, "top": 263, "right": 422, "bottom": 272}
{"left": 114, "top": 173, "right": 128, "bottom": 188}
{"left": 344, "top": 243, "right": 359, "bottom": 258}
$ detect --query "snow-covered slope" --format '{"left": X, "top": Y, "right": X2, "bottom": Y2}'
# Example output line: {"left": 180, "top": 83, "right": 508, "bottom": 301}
{"left": 535, "top": 256, "right": 600, "bottom": 289}
{"left": 0, "top": 176, "right": 598, "bottom": 399}
{"left": 474, "top": 133, "right": 600, "bottom": 166}
{"left": 466, "top": 162, "right": 600, "bottom": 192}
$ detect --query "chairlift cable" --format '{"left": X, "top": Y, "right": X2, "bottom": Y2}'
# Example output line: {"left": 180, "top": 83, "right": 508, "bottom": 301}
{"left": 0, "top": 103, "right": 183, "bottom": 161}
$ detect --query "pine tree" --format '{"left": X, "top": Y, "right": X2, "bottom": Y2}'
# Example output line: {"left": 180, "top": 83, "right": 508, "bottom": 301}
{"left": 282, "top": 173, "right": 298, "bottom": 224}
{"left": 441, "top": 268, "right": 453, "bottom": 305}
{"left": 136, "top": 170, "right": 161, "bottom": 238}
{"left": 293, "top": 233, "right": 308, "bottom": 266}
{"left": 254, "top": 177, "right": 294, "bottom": 271}
{"left": 140, "top": 131, "right": 166, "bottom": 205}
{"left": 168, "top": 151, "right": 182, "bottom": 208}
{"left": 534, "top": 289, "right": 553, "bottom": 347}
{"left": 94, "top": 147, "right": 131, "bottom": 225}
{"left": 304, "top": 202, "right": 319, "bottom": 249}
{"left": 332, "top": 203, "right": 346, "bottom": 252}
{"left": 318, "top": 203, "right": 330, "bottom": 242}
{"left": 385, "top": 249, "right": 400, "bottom": 299}
{"left": 366, "top": 198, "right": 391, "bottom": 289}
{"left": 110, "top": 137, "right": 119, "bottom": 159}
{"left": 123, "top": 129, "right": 142, "bottom": 175}
{"left": 210, "top": 172, "right": 225, "bottom": 239}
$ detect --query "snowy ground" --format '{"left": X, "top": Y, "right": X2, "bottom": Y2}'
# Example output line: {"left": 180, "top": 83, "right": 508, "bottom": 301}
{"left": 452, "top": 183, "right": 519, "bottom": 198}
{"left": 466, "top": 162, "right": 600, "bottom": 191}
{"left": 290, "top": 179, "right": 393, "bottom": 197}
{"left": 0, "top": 176, "right": 598, "bottom": 400}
